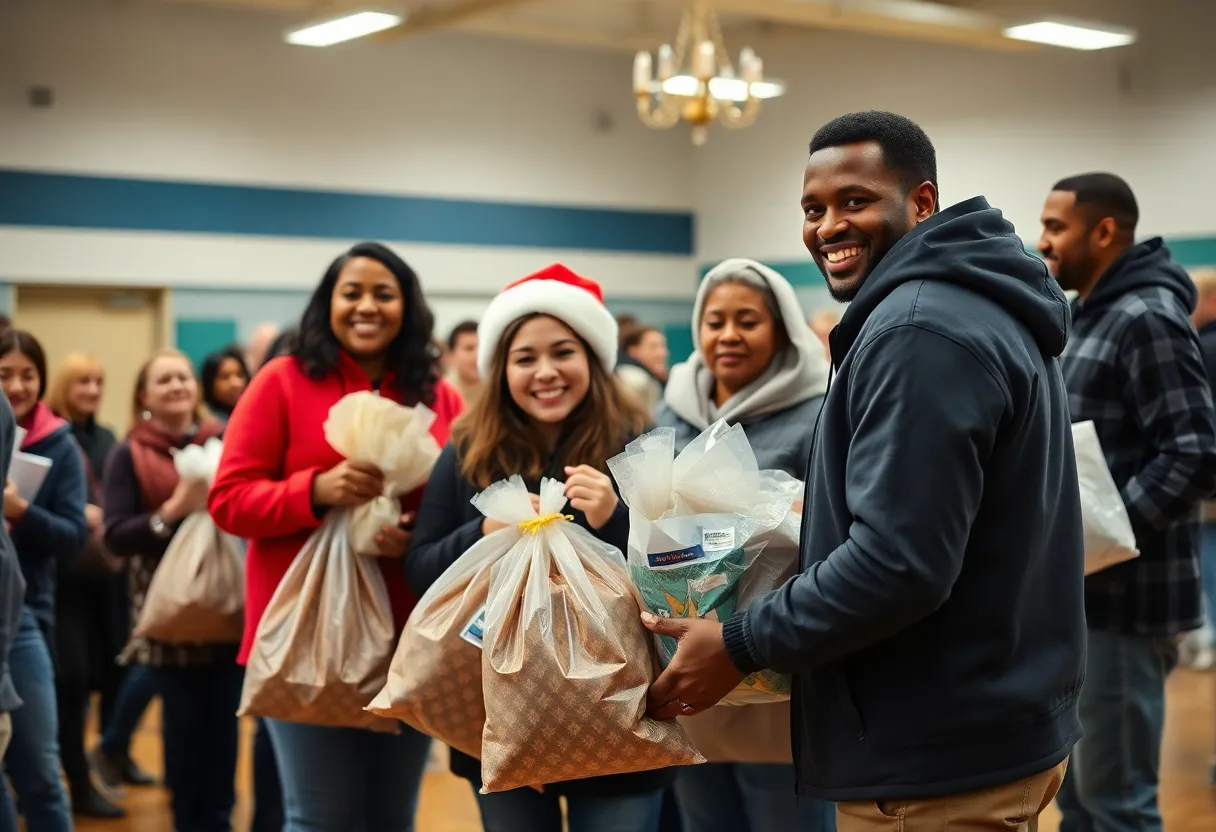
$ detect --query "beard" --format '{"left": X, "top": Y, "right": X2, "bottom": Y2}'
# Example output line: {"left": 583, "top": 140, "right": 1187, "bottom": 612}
{"left": 818, "top": 213, "right": 911, "bottom": 304}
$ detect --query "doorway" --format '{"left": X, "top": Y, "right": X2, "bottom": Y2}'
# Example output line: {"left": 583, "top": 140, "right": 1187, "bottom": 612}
{"left": 12, "top": 285, "right": 167, "bottom": 436}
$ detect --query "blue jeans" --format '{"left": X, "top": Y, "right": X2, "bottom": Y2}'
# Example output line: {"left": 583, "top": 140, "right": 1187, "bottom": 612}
{"left": 0, "top": 608, "right": 72, "bottom": 832}
{"left": 474, "top": 785, "right": 664, "bottom": 832}
{"left": 252, "top": 718, "right": 284, "bottom": 832}
{"left": 265, "top": 719, "right": 431, "bottom": 832}
{"left": 1056, "top": 629, "right": 1177, "bottom": 832}
{"left": 154, "top": 663, "right": 244, "bottom": 832}
{"left": 674, "top": 763, "right": 836, "bottom": 832}
{"left": 1201, "top": 525, "right": 1216, "bottom": 631}
{"left": 99, "top": 662, "right": 157, "bottom": 759}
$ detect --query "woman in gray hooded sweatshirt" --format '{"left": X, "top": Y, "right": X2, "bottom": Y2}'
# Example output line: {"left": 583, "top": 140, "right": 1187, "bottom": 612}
{"left": 655, "top": 259, "right": 834, "bottom": 832}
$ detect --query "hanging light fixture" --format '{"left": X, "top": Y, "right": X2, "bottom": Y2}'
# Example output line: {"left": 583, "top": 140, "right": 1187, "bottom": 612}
{"left": 633, "top": 0, "right": 785, "bottom": 146}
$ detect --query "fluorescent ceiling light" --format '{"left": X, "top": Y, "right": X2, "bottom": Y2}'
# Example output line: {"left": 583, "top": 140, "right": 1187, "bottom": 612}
{"left": 286, "top": 11, "right": 402, "bottom": 47}
{"left": 1002, "top": 20, "right": 1136, "bottom": 51}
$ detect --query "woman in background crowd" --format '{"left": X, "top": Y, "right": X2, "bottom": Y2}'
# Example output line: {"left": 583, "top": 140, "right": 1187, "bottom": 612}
{"left": 44, "top": 353, "right": 129, "bottom": 818}
{"left": 55, "top": 355, "right": 161, "bottom": 804}
{"left": 210, "top": 242, "right": 463, "bottom": 832}
{"left": 201, "top": 347, "right": 250, "bottom": 426}
{"left": 102, "top": 349, "right": 237, "bottom": 832}
{"left": 408, "top": 265, "right": 661, "bottom": 832}
{"left": 616, "top": 325, "right": 669, "bottom": 414}
{"left": 656, "top": 259, "right": 835, "bottom": 832}
{"left": 0, "top": 330, "right": 89, "bottom": 832}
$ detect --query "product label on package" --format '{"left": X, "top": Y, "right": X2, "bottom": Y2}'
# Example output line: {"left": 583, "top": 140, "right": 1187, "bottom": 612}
{"left": 460, "top": 605, "right": 486, "bottom": 650}
{"left": 702, "top": 527, "right": 736, "bottom": 552}
{"left": 647, "top": 545, "right": 708, "bottom": 570}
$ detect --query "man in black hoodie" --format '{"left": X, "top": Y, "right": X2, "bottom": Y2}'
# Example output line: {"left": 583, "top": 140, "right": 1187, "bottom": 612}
{"left": 643, "top": 111, "right": 1086, "bottom": 830}
{"left": 1040, "top": 174, "right": 1216, "bottom": 832}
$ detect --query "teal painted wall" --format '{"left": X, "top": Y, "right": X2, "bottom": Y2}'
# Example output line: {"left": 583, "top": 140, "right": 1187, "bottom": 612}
{"left": 176, "top": 318, "right": 238, "bottom": 372}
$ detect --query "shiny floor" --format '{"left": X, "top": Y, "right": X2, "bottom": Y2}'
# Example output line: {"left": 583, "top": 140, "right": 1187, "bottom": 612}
{"left": 74, "top": 670, "right": 1215, "bottom": 832}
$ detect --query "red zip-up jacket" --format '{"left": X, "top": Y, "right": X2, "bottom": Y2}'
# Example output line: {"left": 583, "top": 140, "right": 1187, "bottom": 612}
{"left": 208, "top": 352, "right": 464, "bottom": 665}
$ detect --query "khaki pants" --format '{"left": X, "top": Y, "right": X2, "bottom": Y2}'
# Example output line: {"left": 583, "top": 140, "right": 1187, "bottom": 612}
{"left": 837, "top": 759, "right": 1068, "bottom": 831}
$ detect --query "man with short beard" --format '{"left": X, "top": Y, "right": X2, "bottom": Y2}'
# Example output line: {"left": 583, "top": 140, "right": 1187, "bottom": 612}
{"left": 1040, "top": 173, "right": 1216, "bottom": 832}
{"left": 642, "top": 110, "right": 1086, "bottom": 830}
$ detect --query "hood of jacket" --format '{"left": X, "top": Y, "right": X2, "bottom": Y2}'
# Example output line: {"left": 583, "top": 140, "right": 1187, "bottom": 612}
{"left": 834, "top": 196, "right": 1071, "bottom": 360}
{"left": 664, "top": 258, "right": 831, "bottom": 430}
{"left": 1080, "top": 237, "right": 1197, "bottom": 315}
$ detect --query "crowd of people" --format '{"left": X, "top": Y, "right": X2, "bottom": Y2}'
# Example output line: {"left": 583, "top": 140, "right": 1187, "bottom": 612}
{"left": 0, "top": 109, "right": 1211, "bottom": 832}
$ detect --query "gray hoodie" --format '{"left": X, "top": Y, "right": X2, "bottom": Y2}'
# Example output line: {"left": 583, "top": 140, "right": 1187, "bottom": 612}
{"left": 657, "top": 258, "right": 831, "bottom": 476}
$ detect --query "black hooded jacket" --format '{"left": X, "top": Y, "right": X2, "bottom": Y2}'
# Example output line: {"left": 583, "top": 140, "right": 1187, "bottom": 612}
{"left": 722, "top": 196, "right": 1086, "bottom": 801}
{"left": 1060, "top": 239, "right": 1216, "bottom": 636}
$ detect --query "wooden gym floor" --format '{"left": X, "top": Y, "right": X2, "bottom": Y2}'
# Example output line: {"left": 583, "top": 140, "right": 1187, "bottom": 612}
{"left": 74, "top": 670, "right": 1216, "bottom": 832}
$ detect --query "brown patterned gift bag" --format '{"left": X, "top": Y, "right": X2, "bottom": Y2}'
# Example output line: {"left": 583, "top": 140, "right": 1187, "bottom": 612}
{"left": 366, "top": 478, "right": 540, "bottom": 757}
{"left": 239, "top": 509, "right": 398, "bottom": 732}
{"left": 134, "top": 512, "right": 245, "bottom": 644}
{"left": 135, "top": 438, "right": 244, "bottom": 644}
{"left": 479, "top": 478, "right": 704, "bottom": 793}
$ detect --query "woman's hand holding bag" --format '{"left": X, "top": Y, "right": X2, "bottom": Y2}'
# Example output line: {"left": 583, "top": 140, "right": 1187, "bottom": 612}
{"left": 321, "top": 392, "right": 441, "bottom": 557}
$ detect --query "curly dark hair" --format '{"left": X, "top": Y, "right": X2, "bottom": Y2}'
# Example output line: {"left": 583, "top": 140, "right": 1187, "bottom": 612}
{"left": 293, "top": 242, "right": 440, "bottom": 404}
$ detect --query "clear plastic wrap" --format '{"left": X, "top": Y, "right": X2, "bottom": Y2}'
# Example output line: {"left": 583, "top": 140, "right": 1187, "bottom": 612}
{"left": 609, "top": 421, "right": 800, "bottom": 705}
{"left": 323, "top": 391, "right": 441, "bottom": 557}
{"left": 239, "top": 509, "right": 398, "bottom": 733}
{"left": 365, "top": 478, "right": 539, "bottom": 758}
{"left": 1073, "top": 420, "right": 1139, "bottom": 575}
{"left": 135, "top": 438, "right": 244, "bottom": 644}
{"left": 478, "top": 477, "right": 703, "bottom": 793}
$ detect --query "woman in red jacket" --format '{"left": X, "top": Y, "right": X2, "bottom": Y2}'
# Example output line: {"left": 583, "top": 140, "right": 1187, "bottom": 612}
{"left": 209, "top": 242, "right": 463, "bottom": 832}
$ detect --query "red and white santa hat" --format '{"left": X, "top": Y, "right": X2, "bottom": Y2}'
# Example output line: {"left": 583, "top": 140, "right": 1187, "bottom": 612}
{"left": 477, "top": 264, "right": 618, "bottom": 378}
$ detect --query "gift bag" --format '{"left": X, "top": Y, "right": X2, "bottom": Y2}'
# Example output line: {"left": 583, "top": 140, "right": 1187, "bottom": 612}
{"left": 324, "top": 392, "right": 442, "bottom": 557}
{"left": 479, "top": 477, "right": 703, "bottom": 793}
{"left": 134, "top": 438, "right": 244, "bottom": 644}
{"left": 239, "top": 509, "right": 399, "bottom": 732}
{"left": 608, "top": 422, "right": 800, "bottom": 705}
{"left": 366, "top": 478, "right": 539, "bottom": 758}
{"left": 1073, "top": 420, "right": 1138, "bottom": 576}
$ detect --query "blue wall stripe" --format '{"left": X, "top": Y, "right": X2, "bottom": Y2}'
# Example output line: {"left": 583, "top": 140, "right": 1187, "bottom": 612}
{"left": 0, "top": 169, "right": 695, "bottom": 256}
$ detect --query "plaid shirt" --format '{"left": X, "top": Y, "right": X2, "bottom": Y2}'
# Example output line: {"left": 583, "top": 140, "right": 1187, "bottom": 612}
{"left": 1060, "top": 240, "right": 1216, "bottom": 636}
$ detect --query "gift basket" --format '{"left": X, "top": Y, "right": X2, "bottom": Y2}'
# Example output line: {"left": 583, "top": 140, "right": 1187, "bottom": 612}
{"left": 134, "top": 437, "right": 244, "bottom": 644}
{"left": 608, "top": 421, "right": 801, "bottom": 705}
{"left": 476, "top": 477, "right": 703, "bottom": 793}
{"left": 239, "top": 392, "right": 442, "bottom": 732}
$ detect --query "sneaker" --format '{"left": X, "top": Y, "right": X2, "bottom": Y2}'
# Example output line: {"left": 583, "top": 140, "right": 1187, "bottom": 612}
{"left": 71, "top": 784, "right": 126, "bottom": 819}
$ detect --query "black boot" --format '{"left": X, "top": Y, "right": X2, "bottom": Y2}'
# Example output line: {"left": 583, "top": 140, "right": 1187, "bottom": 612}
{"left": 72, "top": 783, "right": 126, "bottom": 819}
{"left": 123, "top": 756, "right": 156, "bottom": 786}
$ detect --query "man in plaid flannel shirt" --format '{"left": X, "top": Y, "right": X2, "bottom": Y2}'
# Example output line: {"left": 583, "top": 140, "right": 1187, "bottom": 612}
{"left": 1040, "top": 173, "right": 1216, "bottom": 832}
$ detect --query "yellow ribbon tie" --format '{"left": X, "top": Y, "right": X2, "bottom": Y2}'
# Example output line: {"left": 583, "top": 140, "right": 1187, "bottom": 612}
{"left": 517, "top": 512, "right": 574, "bottom": 536}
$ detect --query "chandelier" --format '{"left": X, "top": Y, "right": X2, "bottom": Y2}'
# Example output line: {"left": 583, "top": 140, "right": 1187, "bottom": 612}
{"left": 632, "top": 0, "right": 786, "bottom": 146}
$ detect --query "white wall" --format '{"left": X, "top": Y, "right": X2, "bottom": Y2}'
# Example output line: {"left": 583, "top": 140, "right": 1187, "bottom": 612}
{"left": 692, "top": 0, "right": 1216, "bottom": 268}
{"left": 0, "top": 0, "right": 697, "bottom": 303}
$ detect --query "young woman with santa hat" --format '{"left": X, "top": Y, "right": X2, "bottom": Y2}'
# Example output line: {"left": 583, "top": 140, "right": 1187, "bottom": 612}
{"left": 408, "top": 264, "right": 664, "bottom": 832}
{"left": 209, "top": 242, "right": 464, "bottom": 832}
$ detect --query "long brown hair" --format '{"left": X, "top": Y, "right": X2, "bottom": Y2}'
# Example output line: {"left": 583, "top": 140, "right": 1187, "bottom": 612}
{"left": 453, "top": 314, "right": 648, "bottom": 490}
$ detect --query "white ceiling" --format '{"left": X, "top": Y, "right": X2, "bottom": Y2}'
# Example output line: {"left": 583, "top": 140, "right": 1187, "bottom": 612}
{"left": 131, "top": 0, "right": 1106, "bottom": 54}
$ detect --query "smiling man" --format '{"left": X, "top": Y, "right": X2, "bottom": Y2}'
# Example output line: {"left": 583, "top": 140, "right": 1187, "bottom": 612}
{"left": 643, "top": 111, "right": 1087, "bottom": 831}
